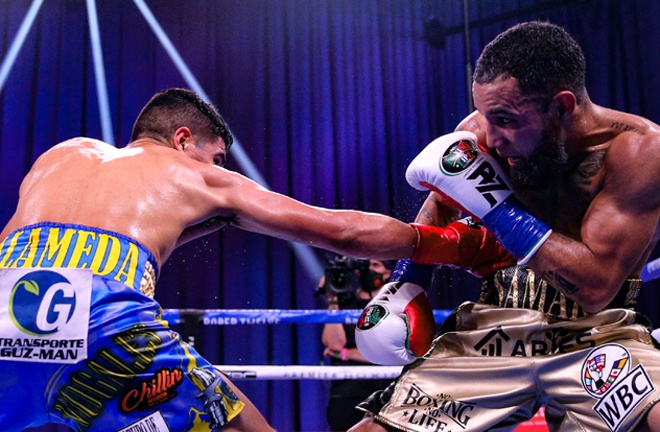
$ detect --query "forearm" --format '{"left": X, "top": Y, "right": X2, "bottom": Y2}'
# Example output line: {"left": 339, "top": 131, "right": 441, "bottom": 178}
{"left": 300, "top": 211, "right": 419, "bottom": 260}
{"left": 414, "top": 192, "right": 462, "bottom": 226}
{"left": 527, "top": 233, "right": 631, "bottom": 312}
{"left": 233, "top": 197, "right": 418, "bottom": 260}
{"left": 322, "top": 322, "right": 347, "bottom": 351}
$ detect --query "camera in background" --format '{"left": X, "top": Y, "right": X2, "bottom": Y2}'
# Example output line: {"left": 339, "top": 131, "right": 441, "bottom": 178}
{"left": 315, "top": 256, "right": 370, "bottom": 305}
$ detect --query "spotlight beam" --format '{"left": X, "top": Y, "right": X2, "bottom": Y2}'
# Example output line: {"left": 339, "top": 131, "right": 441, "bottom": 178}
{"left": 0, "top": 0, "right": 44, "bottom": 95}
{"left": 86, "top": 0, "right": 115, "bottom": 146}
{"left": 132, "top": 0, "right": 324, "bottom": 279}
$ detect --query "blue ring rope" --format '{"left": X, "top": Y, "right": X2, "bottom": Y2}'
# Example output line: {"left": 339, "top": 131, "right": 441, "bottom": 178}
{"left": 161, "top": 309, "right": 452, "bottom": 326}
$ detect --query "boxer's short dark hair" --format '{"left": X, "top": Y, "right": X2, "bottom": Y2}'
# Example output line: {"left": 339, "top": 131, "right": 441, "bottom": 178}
{"left": 474, "top": 21, "right": 587, "bottom": 110}
{"left": 132, "top": 88, "right": 233, "bottom": 149}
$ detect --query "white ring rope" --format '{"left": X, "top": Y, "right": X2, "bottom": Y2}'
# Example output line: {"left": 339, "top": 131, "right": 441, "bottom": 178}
{"left": 166, "top": 309, "right": 440, "bottom": 380}
{"left": 176, "top": 258, "right": 660, "bottom": 381}
{"left": 217, "top": 365, "right": 403, "bottom": 380}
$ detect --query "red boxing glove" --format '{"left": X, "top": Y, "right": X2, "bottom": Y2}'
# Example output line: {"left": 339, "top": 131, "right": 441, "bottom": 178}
{"left": 411, "top": 218, "right": 515, "bottom": 277}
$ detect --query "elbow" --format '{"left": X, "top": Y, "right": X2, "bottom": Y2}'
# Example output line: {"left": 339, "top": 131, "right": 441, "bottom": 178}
{"left": 579, "top": 300, "right": 608, "bottom": 315}
{"left": 572, "top": 283, "right": 620, "bottom": 314}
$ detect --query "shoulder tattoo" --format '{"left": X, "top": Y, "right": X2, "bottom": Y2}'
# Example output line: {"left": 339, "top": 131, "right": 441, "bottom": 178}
{"left": 609, "top": 121, "right": 645, "bottom": 136}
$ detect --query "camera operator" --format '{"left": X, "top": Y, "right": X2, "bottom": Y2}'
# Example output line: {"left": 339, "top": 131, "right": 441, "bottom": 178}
{"left": 317, "top": 257, "right": 394, "bottom": 432}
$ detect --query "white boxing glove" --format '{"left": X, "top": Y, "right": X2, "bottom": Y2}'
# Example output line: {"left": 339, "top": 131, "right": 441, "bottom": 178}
{"left": 406, "top": 131, "right": 513, "bottom": 216}
{"left": 355, "top": 260, "right": 435, "bottom": 365}
{"left": 406, "top": 131, "right": 552, "bottom": 264}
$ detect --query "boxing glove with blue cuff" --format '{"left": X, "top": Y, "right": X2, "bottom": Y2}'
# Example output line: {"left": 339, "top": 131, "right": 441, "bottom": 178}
{"left": 406, "top": 131, "right": 552, "bottom": 265}
{"left": 355, "top": 259, "right": 435, "bottom": 366}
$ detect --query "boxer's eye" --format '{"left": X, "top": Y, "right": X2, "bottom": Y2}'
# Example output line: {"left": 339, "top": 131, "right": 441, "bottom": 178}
{"left": 497, "top": 117, "right": 515, "bottom": 126}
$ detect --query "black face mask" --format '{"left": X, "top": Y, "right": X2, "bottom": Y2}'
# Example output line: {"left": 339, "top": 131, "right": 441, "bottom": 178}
{"left": 360, "top": 270, "right": 385, "bottom": 293}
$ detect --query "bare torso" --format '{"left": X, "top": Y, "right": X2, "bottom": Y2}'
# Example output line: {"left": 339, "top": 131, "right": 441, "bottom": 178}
{"left": 1, "top": 137, "right": 419, "bottom": 270}
{"left": 0, "top": 138, "right": 231, "bottom": 267}
{"left": 516, "top": 106, "right": 660, "bottom": 275}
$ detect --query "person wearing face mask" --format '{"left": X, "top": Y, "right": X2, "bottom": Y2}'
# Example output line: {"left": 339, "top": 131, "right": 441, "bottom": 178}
{"left": 319, "top": 258, "right": 396, "bottom": 431}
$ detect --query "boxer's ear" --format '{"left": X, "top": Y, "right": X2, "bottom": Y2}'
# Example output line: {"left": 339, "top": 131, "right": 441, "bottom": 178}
{"left": 551, "top": 91, "right": 576, "bottom": 119}
{"left": 173, "top": 127, "right": 193, "bottom": 151}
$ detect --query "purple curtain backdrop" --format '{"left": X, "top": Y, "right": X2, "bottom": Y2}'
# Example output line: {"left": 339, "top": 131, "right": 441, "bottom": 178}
{"left": 0, "top": 1, "right": 658, "bottom": 431}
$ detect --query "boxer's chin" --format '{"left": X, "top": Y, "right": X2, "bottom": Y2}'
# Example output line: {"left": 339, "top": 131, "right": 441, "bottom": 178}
{"left": 510, "top": 124, "right": 568, "bottom": 190}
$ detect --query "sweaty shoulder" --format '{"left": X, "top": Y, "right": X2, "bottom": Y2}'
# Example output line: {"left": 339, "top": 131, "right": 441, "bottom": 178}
{"left": 605, "top": 112, "right": 660, "bottom": 166}
{"left": 48, "top": 137, "right": 113, "bottom": 153}
{"left": 602, "top": 115, "right": 660, "bottom": 210}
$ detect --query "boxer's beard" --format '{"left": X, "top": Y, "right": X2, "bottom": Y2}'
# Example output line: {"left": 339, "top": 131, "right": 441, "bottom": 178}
{"left": 509, "top": 120, "right": 568, "bottom": 190}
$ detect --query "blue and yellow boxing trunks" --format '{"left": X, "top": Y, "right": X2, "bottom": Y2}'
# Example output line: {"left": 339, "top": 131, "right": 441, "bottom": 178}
{"left": 0, "top": 222, "right": 245, "bottom": 431}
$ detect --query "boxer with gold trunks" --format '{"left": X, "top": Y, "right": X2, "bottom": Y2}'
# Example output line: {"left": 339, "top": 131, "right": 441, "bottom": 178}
{"left": 350, "top": 21, "right": 660, "bottom": 432}
{"left": 356, "top": 265, "right": 660, "bottom": 431}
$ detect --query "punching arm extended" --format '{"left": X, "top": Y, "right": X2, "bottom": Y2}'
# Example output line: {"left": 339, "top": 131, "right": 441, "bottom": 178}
{"left": 208, "top": 167, "right": 418, "bottom": 260}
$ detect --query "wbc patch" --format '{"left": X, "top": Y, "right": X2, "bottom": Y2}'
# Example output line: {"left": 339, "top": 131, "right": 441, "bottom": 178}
{"left": 581, "top": 343, "right": 655, "bottom": 431}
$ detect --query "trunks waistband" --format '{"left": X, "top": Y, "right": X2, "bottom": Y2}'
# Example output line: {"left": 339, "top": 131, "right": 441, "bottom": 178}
{"left": 0, "top": 222, "right": 158, "bottom": 297}
{"left": 479, "top": 265, "right": 642, "bottom": 320}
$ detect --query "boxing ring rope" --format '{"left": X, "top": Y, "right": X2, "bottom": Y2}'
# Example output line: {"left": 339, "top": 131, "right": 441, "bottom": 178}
{"left": 219, "top": 365, "right": 404, "bottom": 381}
{"left": 161, "top": 309, "right": 452, "bottom": 326}
{"left": 164, "top": 258, "right": 660, "bottom": 380}
{"left": 161, "top": 308, "right": 449, "bottom": 380}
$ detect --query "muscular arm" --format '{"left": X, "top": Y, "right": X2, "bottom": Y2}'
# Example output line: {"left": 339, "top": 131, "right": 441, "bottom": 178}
{"left": 176, "top": 217, "right": 232, "bottom": 248}
{"left": 203, "top": 167, "right": 418, "bottom": 260}
{"left": 529, "top": 133, "right": 660, "bottom": 312}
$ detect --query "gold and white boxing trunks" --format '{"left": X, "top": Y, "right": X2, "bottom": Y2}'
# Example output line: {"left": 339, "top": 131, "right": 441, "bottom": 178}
{"left": 357, "top": 268, "right": 659, "bottom": 432}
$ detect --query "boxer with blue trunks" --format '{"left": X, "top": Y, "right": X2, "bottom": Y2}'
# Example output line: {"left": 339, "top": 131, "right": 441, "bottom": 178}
{"left": 0, "top": 222, "right": 244, "bottom": 431}
{"left": 2, "top": 88, "right": 492, "bottom": 430}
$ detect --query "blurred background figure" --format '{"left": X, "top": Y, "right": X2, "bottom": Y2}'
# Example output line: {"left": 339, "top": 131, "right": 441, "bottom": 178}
{"left": 316, "top": 257, "right": 395, "bottom": 431}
